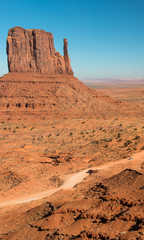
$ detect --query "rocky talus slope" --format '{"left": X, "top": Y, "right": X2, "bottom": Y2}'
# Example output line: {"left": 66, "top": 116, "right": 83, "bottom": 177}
{"left": 0, "top": 72, "right": 143, "bottom": 118}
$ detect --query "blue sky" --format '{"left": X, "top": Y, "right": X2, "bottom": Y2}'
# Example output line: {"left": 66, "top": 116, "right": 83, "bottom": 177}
{"left": 0, "top": 0, "right": 144, "bottom": 79}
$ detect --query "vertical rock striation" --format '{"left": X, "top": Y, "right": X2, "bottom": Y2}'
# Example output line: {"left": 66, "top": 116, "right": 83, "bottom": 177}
{"left": 7, "top": 27, "right": 73, "bottom": 75}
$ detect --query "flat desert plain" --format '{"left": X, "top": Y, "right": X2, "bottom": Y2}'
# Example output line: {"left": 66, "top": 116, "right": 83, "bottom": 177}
{"left": 86, "top": 80, "right": 144, "bottom": 105}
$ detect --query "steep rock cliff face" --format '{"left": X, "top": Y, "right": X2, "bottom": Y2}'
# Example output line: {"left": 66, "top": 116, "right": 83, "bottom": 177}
{"left": 7, "top": 27, "right": 73, "bottom": 75}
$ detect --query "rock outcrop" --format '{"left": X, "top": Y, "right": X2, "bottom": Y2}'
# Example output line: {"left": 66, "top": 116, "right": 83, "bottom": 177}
{"left": 7, "top": 27, "right": 73, "bottom": 75}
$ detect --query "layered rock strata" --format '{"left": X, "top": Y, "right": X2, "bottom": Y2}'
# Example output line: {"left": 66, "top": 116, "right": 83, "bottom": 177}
{"left": 0, "top": 72, "right": 143, "bottom": 118}
{"left": 7, "top": 27, "right": 73, "bottom": 75}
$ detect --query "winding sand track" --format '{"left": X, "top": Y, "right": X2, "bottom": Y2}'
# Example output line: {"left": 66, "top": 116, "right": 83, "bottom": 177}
{"left": 0, "top": 151, "right": 143, "bottom": 208}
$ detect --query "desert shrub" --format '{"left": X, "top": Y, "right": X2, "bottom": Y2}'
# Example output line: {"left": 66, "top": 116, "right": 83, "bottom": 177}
{"left": 3, "top": 127, "right": 7, "bottom": 130}
{"left": 103, "top": 138, "right": 107, "bottom": 142}
{"left": 103, "top": 138, "right": 111, "bottom": 142}
{"left": 117, "top": 133, "right": 121, "bottom": 138}
{"left": 104, "top": 144, "right": 108, "bottom": 148}
{"left": 124, "top": 140, "right": 132, "bottom": 147}
{"left": 49, "top": 176, "right": 64, "bottom": 187}
{"left": 117, "top": 138, "right": 122, "bottom": 142}
{"left": 91, "top": 140, "right": 99, "bottom": 144}
{"left": 140, "top": 146, "right": 144, "bottom": 150}
{"left": 133, "top": 136, "right": 140, "bottom": 140}
{"left": 69, "top": 132, "right": 73, "bottom": 136}
{"left": 69, "top": 167, "right": 73, "bottom": 170}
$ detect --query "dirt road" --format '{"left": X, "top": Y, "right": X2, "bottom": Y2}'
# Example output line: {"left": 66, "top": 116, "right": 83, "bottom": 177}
{"left": 0, "top": 151, "right": 143, "bottom": 208}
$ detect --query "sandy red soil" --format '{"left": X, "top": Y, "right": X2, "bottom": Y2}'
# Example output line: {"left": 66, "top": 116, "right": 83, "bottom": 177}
{"left": 0, "top": 75, "right": 144, "bottom": 239}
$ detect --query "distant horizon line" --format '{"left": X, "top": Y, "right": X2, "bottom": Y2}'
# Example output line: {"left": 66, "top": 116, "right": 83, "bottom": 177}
{"left": 81, "top": 77, "right": 144, "bottom": 82}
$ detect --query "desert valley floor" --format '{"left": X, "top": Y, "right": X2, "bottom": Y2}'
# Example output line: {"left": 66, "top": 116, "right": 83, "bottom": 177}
{"left": 0, "top": 79, "right": 144, "bottom": 240}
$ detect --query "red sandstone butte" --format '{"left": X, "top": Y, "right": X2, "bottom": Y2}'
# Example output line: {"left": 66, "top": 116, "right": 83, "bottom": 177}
{"left": 7, "top": 26, "right": 73, "bottom": 75}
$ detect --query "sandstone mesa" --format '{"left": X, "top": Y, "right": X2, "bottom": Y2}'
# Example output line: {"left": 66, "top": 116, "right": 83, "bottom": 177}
{"left": 7, "top": 26, "right": 73, "bottom": 75}
{"left": 0, "top": 26, "right": 143, "bottom": 118}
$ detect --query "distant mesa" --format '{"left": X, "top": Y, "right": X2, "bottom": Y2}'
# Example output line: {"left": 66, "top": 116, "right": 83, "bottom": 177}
{"left": 7, "top": 26, "right": 73, "bottom": 75}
